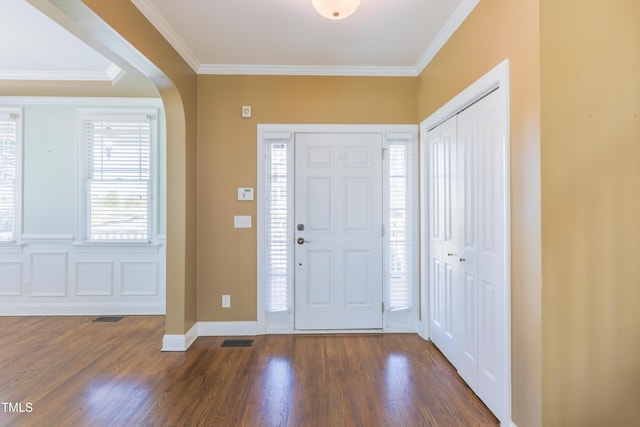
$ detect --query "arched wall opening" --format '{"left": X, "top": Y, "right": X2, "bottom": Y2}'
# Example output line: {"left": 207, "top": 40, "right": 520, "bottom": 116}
{"left": 26, "top": 0, "right": 198, "bottom": 338}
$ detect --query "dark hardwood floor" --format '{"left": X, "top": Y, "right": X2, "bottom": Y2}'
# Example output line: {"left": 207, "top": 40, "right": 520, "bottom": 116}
{"left": 0, "top": 316, "right": 498, "bottom": 426}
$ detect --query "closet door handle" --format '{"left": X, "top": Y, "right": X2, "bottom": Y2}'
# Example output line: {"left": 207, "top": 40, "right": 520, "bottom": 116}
{"left": 447, "top": 252, "right": 457, "bottom": 257}
{"left": 459, "top": 258, "right": 466, "bottom": 263}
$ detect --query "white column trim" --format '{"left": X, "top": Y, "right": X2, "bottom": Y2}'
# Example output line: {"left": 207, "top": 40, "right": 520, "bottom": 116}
{"left": 162, "top": 323, "right": 198, "bottom": 351}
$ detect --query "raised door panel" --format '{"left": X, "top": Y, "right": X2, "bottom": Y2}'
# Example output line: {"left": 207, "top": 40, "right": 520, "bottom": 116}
{"left": 344, "top": 250, "right": 371, "bottom": 306}
{"left": 307, "top": 251, "right": 334, "bottom": 306}
{"left": 307, "top": 178, "right": 334, "bottom": 232}
{"left": 344, "top": 178, "right": 372, "bottom": 232}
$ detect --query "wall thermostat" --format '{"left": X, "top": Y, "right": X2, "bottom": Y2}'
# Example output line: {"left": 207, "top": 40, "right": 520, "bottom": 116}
{"left": 237, "top": 187, "right": 254, "bottom": 201}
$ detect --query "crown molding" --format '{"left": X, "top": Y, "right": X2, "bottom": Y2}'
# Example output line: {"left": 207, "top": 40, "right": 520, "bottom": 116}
{"left": 414, "top": 0, "right": 480, "bottom": 75}
{"left": 132, "top": 0, "right": 479, "bottom": 78}
{"left": 0, "top": 63, "right": 125, "bottom": 86}
{"left": 105, "top": 63, "right": 126, "bottom": 85}
{"left": 198, "top": 64, "right": 418, "bottom": 77}
{"left": 131, "top": 0, "right": 200, "bottom": 73}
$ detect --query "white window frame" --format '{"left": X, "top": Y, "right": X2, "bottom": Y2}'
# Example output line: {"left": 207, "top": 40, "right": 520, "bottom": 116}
{"left": 383, "top": 132, "right": 420, "bottom": 331}
{"left": 0, "top": 108, "right": 23, "bottom": 245}
{"left": 76, "top": 108, "right": 158, "bottom": 244}
{"left": 257, "top": 124, "right": 419, "bottom": 333}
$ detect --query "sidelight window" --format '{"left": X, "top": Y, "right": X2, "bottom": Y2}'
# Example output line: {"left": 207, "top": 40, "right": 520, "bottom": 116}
{"left": 386, "top": 140, "right": 415, "bottom": 311}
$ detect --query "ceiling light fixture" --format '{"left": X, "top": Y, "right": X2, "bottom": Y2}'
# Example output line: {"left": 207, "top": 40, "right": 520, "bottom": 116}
{"left": 311, "top": 0, "right": 362, "bottom": 20}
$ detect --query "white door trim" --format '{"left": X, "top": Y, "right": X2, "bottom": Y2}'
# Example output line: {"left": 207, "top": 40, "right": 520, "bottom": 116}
{"left": 419, "top": 59, "right": 511, "bottom": 423}
{"left": 257, "top": 124, "right": 418, "bottom": 334}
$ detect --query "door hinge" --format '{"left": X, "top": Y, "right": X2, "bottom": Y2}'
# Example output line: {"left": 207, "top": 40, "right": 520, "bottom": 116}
{"left": 381, "top": 224, "right": 385, "bottom": 237}
{"left": 382, "top": 147, "right": 388, "bottom": 160}
{"left": 382, "top": 301, "right": 385, "bottom": 313}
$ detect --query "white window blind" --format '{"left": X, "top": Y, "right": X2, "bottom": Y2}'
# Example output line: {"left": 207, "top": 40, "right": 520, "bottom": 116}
{"left": 81, "top": 112, "right": 156, "bottom": 242}
{"left": 388, "top": 141, "right": 414, "bottom": 310}
{"left": 265, "top": 141, "right": 293, "bottom": 312}
{"left": 0, "top": 111, "right": 19, "bottom": 242}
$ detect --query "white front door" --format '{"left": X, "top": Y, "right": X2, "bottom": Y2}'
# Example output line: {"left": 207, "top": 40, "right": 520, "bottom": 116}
{"left": 294, "top": 133, "right": 383, "bottom": 330}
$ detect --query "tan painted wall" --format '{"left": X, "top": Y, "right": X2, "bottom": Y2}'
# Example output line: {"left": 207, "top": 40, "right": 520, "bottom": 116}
{"left": 417, "top": 1, "right": 542, "bottom": 426}
{"left": 80, "top": 0, "right": 199, "bottom": 335}
{"left": 541, "top": 1, "right": 640, "bottom": 425}
{"left": 197, "top": 75, "right": 416, "bottom": 321}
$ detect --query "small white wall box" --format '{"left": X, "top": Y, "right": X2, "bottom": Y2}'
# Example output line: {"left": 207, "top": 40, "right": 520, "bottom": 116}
{"left": 234, "top": 215, "right": 252, "bottom": 228}
{"left": 237, "top": 188, "right": 254, "bottom": 201}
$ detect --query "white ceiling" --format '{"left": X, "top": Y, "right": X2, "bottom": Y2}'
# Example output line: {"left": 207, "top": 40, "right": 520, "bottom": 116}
{"left": 0, "top": 0, "right": 122, "bottom": 84}
{"left": 133, "top": 0, "right": 476, "bottom": 76}
{"left": 0, "top": 0, "right": 479, "bottom": 83}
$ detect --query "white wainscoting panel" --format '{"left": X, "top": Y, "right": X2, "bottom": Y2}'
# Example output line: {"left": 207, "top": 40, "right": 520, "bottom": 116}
{"left": 0, "top": 261, "right": 23, "bottom": 296}
{"left": 0, "top": 235, "right": 165, "bottom": 315}
{"left": 121, "top": 261, "right": 158, "bottom": 296}
{"left": 75, "top": 261, "right": 114, "bottom": 296}
{"left": 31, "top": 252, "right": 68, "bottom": 297}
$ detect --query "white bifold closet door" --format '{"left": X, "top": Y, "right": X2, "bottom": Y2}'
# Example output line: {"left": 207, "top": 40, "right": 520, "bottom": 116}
{"left": 428, "top": 89, "right": 508, "bottom": 423}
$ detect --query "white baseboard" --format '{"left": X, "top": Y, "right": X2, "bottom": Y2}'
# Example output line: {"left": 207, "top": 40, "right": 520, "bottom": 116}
{"left": 161, "top": 321, "right": 260, "bottom": 352}
{"left": 0, "top": 303, "right": 165, "bottom": 316}
{"left": 417, "top": 321, "right": 430, "bottom": 341}
{"left": 161, "top": 321, "right": 430, "bottom": 352}
{"left": 162, "top": 321, "right": 260, "bottom": 351}
{"left": 162, "top": 322, "right": 198, "bottom": 351}
{"left": 198, "top": 321, "right": 260, "bottom": 336}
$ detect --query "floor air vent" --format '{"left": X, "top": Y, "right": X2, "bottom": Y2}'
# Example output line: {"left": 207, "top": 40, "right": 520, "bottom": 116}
{"left": 221, "top": 339, "right": 254, "bottom": 348}
{"left": 92, "top": 316, "right": 124, "bottom": 323}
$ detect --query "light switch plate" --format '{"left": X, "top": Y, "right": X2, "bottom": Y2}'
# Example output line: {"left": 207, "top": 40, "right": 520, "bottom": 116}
{"left": 242, "top": 105, "right": 252, "bottom": 118}
{"left": 234, "top": 215, "right": 252, "bottom": 228}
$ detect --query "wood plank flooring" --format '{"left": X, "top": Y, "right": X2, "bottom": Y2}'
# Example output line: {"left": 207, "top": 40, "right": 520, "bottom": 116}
{"left": 0, "top": 316, "right": 498, "bottom": 426}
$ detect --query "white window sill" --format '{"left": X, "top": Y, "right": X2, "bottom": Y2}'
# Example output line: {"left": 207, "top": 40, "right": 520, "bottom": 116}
{"left": 72, "top": 240, "right": 164, "bottom": 253}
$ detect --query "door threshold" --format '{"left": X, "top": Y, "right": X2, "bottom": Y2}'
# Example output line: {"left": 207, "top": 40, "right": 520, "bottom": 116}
{"left": 293, "top": 328, "right": 384, "bottom": 334}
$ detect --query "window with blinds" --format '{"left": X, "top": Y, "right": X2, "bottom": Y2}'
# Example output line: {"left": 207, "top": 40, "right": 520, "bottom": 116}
{"left": 265, "top": 142, "right": 293, "bottom": 312}
{"left": 387, "top": 141, "right": 414, "bottom": 310}
{"left": 80, "top": 111, "right": 157, "bottom": 242}
{"left": 0, "top": 110, "right": 20, "bottom": 242}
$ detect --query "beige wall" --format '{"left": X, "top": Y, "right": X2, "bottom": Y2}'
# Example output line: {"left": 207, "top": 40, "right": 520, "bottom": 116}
{"left": 541, "top": 1, "right": 640, "bottom": 425}
{"left": 197, "top": 75, "right": 416, "bottom": 321}
{"left": 80, "top": 0, "right": 199, "bottom": 335}
{"left": 417, "top": 1, "right": 542, "bottom": 426}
